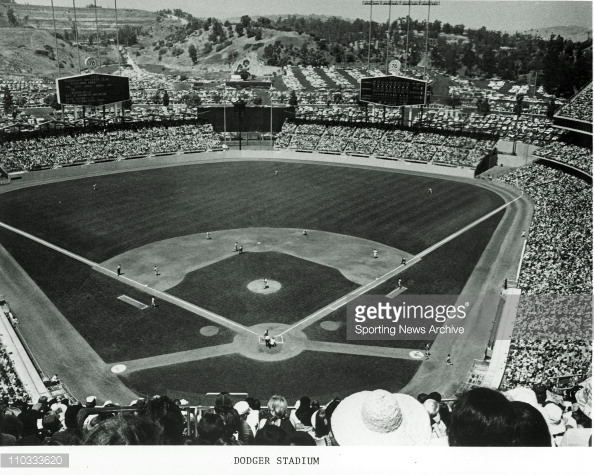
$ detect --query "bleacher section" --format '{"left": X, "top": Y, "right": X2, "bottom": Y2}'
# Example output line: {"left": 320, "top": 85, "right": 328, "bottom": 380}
{"left": 275, "top": 121, "right": 497, "bottom": 168}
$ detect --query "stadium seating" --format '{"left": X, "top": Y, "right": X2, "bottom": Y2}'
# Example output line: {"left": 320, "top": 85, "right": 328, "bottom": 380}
{"left": 274, "top": 121, "right": 496, "bottom": 167}
{"left": 0, "top": 123, "right": 222, "bottom": 173}
{"left": 532, "top": 142, "right": 593, "bottom": 175}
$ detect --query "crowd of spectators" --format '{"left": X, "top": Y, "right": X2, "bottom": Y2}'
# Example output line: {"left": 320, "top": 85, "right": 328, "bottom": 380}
{"left": 1, "top": 385, "right": 590, "bottom": 446}
{"left": 295, "top": 106, "right": 560, "bottom": 145}
{"left": 532, "top": 142, "right": 593, "bottom": 175}
{"left": 497, "top": 163, "right": 592, "bottom": 295}
{"left": 497, "top": 162, "right": 592, "bottom": 395}
{"left": 0, "top": 122, "right": 222, "bottom": 173}
{"left": 555, "top": 83, "right": 593, "bottom": 122}
{"left": 504, "top": 341, "right": 591, "bottom": 391}
{"left": 275, "top": 121, "right": 497, "bottom": 167}
{"left": 0, "top": 343, "right": 30, "bottom": 403}
{"left": 512, "top": 295, "right": 592, "bottom": 342}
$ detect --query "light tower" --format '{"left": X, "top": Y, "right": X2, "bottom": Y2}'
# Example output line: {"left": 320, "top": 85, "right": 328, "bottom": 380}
{"left": 362, "top": 1, "right": 440, "bottom": 78}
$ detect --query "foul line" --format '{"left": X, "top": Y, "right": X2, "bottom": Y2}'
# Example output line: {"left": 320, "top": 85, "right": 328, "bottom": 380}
{"left": 0, "top": 220, "right": 260, "bottom": 336}
{"left": 278, "top": 193, "right": 523, "bottom": 336}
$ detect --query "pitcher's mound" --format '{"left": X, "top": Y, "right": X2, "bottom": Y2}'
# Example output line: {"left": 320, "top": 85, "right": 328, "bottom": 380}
{"left": 247, "top": 279, "right": 281, "bottom": 294}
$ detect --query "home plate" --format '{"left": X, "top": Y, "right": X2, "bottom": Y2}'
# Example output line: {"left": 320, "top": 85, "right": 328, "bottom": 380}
{"left": 118, "top": 295, "right": 148, "bottom": 310}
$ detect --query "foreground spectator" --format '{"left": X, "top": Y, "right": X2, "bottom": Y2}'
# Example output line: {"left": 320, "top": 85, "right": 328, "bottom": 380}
{"left": 448, "top": 388, "right": 516, "bottom": 447}
{"left": 254, "top": 424, "right": 286, "bottom": 446}
{"left": 83, "top": 414, "right": 163, "bottom": 445}
{"left": 331, "top": 389, "right": 431, "bottom": 446}
{"left": 16, "top": 410, "right": 43, "bottom": 446}
{"left": 138, "top": 395, "right": 185, "bottom": 445}
{"left": 51, "top": 404, "right": 82, "bottom": 445}
{"left": 196, "top": 413, "right": 225, "bottom": 445}
{"left": 283, "top": 431, "right": 317, "bottom": 446}
{"left": 0, "top": 411, "right": 16, "bottom": 446}
{"left": 510, "top": 401, "right": 552, "bottom": 446}
{"left": 258, "top": 395, "right": 295, "bottom": 437}
{"left": 233, "top": 401, "right": 254, "bottom": 445}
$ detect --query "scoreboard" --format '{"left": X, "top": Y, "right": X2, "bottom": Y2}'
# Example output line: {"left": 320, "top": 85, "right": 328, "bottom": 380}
{"left": 56, "top": 73, "right": 130, "bottom": 106}
{"left": 360, "top": 75, "right": 427, "bottom": 106}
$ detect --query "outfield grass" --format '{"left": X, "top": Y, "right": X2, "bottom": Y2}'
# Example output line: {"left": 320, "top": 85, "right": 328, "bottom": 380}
{"left": 120, "top": 351, "right": 421, "bottom": 403}
{"left": 168, "top": 251, "right": 359, "bottom": 327}
{"left": 0, "top": 161, "right": 503, "bottom": 262}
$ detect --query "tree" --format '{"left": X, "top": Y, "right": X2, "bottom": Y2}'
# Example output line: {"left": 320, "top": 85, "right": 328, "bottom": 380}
{"left": 43, "top": 93, "right": 61, "bottom": 110}
{"left": 253, "top": 96, "right": 263, "bottom": 105}
{"left": 477, "top": 97, "right": 490, "bottom": 115}
{"left": 162, "top": 91, "right": 170, "bottom": 107}
{"left": 546, "top": 97, "right": 557, "bottom": 119}
{"left": 188, "top": 44, "right": 198, "bottom": 64}
{"left": 257, "top": 17, "right": 272, "bottom": 28}
{"left": 6, "top": 8, "right": 18, "bottom": 26}
{"left": 203, "top": 42, "right": 212, "bottom": 54}
{"left": 119, "top": 25, "right": 140, "bottom": 46}
{"left": 2, "top": 86, "right": 15, "bottom": 115}
{"left": 288, "top": 90, "right": 298, "bottom": 107}
{"left": 184, "top": 93, "right": 202, "bottom": 108}
{"left": 240, "top": 15, "right": 251, "bottom": 28}
{"left": 239, "top": 69, "right": 250, "bottom": 81}
{"left": 235, "top": 23, "right": 244, "bottom": 37}
{"left": 513, "top": 94, "right": 524, "bottom": 117}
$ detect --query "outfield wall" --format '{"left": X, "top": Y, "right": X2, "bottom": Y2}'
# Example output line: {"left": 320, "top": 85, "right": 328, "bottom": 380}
{"left": 5, "top": 149, "right": 476, "bottom": 190}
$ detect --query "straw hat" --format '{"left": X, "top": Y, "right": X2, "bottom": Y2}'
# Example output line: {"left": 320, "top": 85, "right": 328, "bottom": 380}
{"left": 331, "top": 389, "right": 431, "bottom": 446}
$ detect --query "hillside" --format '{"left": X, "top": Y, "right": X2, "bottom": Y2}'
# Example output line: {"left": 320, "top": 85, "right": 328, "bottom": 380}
{"left": 0, "top": 27, "right": 85, "bottom": 76}
{"left": 3, "top": 3, "right": 154, "bottom": 33}
{"left": 127, "top": 22, "right": 311, "bottom": 78}
{"left": 0, "top": 3, "right": 317, "bottom": 79}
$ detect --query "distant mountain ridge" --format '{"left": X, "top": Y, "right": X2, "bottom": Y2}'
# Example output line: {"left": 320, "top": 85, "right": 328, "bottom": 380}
{"left": 520, "top": 25, "right": 591, "bottom": 42}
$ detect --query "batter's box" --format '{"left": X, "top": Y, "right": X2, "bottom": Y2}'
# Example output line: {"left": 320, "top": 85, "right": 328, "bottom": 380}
{"left": 258, "top": 335, "right": 285, "bottom": 345}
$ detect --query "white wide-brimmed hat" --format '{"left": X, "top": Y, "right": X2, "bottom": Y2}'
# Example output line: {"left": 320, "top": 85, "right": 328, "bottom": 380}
{"left": 331, "top": 389, "right": 431, "bottom": 446}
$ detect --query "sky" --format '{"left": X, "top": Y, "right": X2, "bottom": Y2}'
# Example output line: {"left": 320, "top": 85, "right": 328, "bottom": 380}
{"left": 16, "top": 0, "right": 593, "bottom": 32}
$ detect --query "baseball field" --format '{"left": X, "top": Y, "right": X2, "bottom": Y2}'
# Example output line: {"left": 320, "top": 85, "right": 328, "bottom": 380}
{"left": 0, "top": 157, "right": 521, "bottom": 402}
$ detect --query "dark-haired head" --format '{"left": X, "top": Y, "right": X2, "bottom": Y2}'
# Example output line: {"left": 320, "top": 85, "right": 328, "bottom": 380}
{"left": 218, "top": 408, "right": 240, "bottom": 439}
{"left": 295, "top": 396, "right": 313, "bottom": 426}
{"left": 17, "top": 410, "right": 39, "bottom": 437}
{"left": 197, "top": 413, "right": 225, "bottom": 445}
{"left": 82, "top": 414, "right": 163, "bottom": 445}
{"left": 254, "top": 424, "right": 286, "bottom": 446}
{"left": 532, "top": 384, "right": 548, "bottom": 406}
{"left": 448, "top": 388, "right": 516, "bottom": 447}
{"left": 1, "top": 413, "right": 23, "bottom": 439}
{"left": 64, "top": 404, "right": 82, "bottom": 430}
{"left": 313, "top": 398, "right": 341, "bottom": 438}
{"left": 139, "top": 395, "right": 185, "bottom": 445}
{"left": 283, "top": 431, "right": 317, "bottom": 446}
{"left": 511, "top": 401, "right": 551, "bottom": 447}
